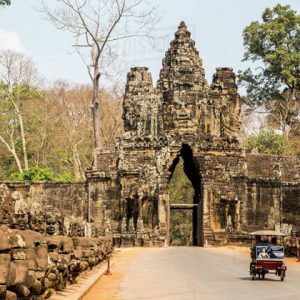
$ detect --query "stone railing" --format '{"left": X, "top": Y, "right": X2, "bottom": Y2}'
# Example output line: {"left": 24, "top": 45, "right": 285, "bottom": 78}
{"left": 0, "top": 226, "right": 112, "bottom": 299}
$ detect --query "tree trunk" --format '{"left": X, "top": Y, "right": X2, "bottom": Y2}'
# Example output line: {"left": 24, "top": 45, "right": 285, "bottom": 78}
{"left": 18, "top": 111, "right": 29, "bottom": 170}
{"left": 11, "top": 87, "right": 29, "bottom": 170}
{"left": 92, "top": 71, "right": 101, "bottom": 149}
{"left": 10, "top": 147, "right": 23, "bottom": 173}
{"left": 0, "top": 135, "right": 23, "bottom": 173}
{"left": 72, "top": 142, "right": 84, "bottom": 181}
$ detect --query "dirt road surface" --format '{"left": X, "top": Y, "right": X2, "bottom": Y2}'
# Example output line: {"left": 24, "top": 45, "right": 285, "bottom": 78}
{"left": 82, "top": 247, "right": 300, "bottom": 300}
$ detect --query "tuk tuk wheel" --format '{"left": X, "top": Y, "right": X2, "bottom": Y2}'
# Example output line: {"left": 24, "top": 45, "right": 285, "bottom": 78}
{"left": 281, "top": 270, "right": 285, "bottom": 281}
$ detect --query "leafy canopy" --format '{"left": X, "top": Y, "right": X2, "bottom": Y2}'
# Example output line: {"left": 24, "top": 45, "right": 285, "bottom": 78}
{"left": 238, "top": 4, "right": 300, "bottom": 104}
{"left": 244, "top": 130, "right": 291, "bottom": 155}
{"left": 0, "top": 0, "right": 10, "bottom": 6}
{"left": 9, "top": 167, "right": 74, "bottom": 182}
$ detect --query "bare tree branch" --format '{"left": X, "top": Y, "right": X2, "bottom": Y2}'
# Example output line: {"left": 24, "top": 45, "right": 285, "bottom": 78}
{"left": 41, "top": 0, "right": 159, "bottom": 149}
{"left": 0, "top": 49, "right": 41, "bottom": 172}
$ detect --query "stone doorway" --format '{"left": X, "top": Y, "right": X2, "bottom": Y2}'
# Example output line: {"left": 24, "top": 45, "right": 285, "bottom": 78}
{"left": 167, "top": 144, "right": 203, "bottom": 246}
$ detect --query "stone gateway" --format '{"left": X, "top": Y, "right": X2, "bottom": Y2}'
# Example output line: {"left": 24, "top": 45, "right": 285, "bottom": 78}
{"left": 2, "top": 20, "right": 300, "bottom": 300}
{"left": 86, "top": 22, "right": 300, "bottom": 247}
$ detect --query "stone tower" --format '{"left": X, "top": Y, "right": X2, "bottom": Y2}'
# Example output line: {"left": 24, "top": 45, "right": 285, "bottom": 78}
{"left": 123, "top": 67, "right": 159, "bottom": 137}
{"left": 87, "top": 21, "right": 300, "bottom": 248}
{"left": 158, "top": 21, "right": 207, "bottom": 134}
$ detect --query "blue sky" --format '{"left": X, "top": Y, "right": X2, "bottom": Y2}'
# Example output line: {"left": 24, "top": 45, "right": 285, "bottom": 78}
{"left": 1, "top": 0, "right": 299, "bottom": 88}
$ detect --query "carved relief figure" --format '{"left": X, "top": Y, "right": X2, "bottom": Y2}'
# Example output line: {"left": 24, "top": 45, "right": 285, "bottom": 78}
{"left": 29, "top": 203, "right": 45, "bottom": 233}
{"left": 12, "top": 191, "right": 29, "bottom": 230}
{"left": 0, "top": 185, "right": 11, "bottom": 226}
{"left": 45, "top": 205, "right": 61, "bottom": 235}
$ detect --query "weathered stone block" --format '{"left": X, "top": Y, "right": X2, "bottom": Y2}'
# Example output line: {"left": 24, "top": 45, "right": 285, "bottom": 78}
{"left": 10, "top": 260, "right": 28, "bottom": 285}
{"left": 0, "top": 254, "right": 10, "bottom": 285}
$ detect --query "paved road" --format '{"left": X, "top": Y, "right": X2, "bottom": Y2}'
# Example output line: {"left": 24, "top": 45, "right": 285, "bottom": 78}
{"left": 117, "top": 247, "right": 300, "bottom": 300}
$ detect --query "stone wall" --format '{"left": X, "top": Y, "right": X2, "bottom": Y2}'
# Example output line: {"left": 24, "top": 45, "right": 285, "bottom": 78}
{"left": 0, "top": 228, "right": 112, "bottom": 300}
{"left": 1, "top": 182, "right": 88, "bottom": 220}
{"left": 0, "top": 182, "right": 113, "bottom": 299}
{"left": 282, "top": 186, "right": 300, "bottom": 230}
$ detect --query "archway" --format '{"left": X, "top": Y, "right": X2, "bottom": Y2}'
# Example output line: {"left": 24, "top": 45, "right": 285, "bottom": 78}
{"left": 167, "top": 144, "right": 203, "bottom": 246}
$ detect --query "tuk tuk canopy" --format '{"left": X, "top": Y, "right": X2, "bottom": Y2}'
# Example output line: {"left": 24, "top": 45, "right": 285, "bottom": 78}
{"left": 249, "top": 230, "right": 285, "bottom": 237}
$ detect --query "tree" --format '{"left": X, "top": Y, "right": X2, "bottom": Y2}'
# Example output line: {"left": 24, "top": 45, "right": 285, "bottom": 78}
{"left": 238, "top": 5, "right": 300, "bottom": 138}
{"left": 42, "top": 0, "right": 158, "bottom": 149}
{"left": 45, "top": 81, "right": 93, "bottom": 180}
{"left": 98, "top": 86, "right": 123, "bottom": 147}
{"left": 0, "top": 0, "right": 11, "bottom": 6}
{"left": 243, "top": 130, "right": 291, "bottom": 155}
{"left": 239, "top": 4, "right": 300, "bottom": 102}
{"left": 264, "top": 91, "right": 300, "bottom": 139}
{"left": 0, "top": 50, "right": 42, "bottom": 172}
{"left": 36, "top": 82, "right": 122, "bottom": 181}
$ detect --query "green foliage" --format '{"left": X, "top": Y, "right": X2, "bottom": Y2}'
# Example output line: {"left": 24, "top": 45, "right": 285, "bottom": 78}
{"left": 238, "top": 4, "right": 300, "bottom": 104}
{"left": 57, "top": 171, "right": 75, "bottom": 182}
{"left": 170, "top": 210, "right": 193, "bottom": 246}
{"left": 168, "top": 158, "right": 194, "bottom": 246}
{"left": 9, "top": 167, "right": 75, "bottom": 182}
{"left": 0, "top": 0, "right": 10, "bottom": 6}
{"left": 244, "top": 130, "right": 291, "bottom": 155}
{"left": 0, "top": 76, "right": 118, "bottom": 181}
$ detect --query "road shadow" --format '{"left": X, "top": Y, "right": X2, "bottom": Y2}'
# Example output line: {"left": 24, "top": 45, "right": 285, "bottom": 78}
{"left": 239, "top": 276, "right": 281, "bottom": 282}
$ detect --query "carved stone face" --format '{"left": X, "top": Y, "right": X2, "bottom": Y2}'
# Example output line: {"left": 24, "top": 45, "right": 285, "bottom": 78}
{"left": 29, "top": 203, "right": 45, "bottom": 233}
{"left": 163, "top": 96, "right": 197, "bottom": 132}
{"left": 172, "top": 99, "right": 195, "bottom": 120}
{"left": 44, "top": 206, "right": 61, "bottom": 235}
{"left": 29, "top": 214, "right": 45, "bottom": 233}
{"left": 45, "top": 214, "right": 59, "bottom": 235}
{"left": 12, "top": 212, "right": 29, "bottom": 230}
{"left": 12, "top": 201, "right": 29, "bottom": 230}
{"left": 0, "top": 204, "right": 12, "bottom": 225}
{"left": 0, "top": 184, "right": 10, "bottom": 201}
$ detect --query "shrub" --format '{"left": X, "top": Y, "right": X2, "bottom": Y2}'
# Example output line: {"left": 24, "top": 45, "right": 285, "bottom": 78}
{"left": 9, "top": 167, "right": 75, "bottom": 182}
{"left": 244, "top": 130, "right": 291, "bottom": 155}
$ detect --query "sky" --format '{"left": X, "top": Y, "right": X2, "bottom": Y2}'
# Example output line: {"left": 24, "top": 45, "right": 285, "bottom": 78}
{"left": 0, "top": 0, "right": 300, "bottom": 88}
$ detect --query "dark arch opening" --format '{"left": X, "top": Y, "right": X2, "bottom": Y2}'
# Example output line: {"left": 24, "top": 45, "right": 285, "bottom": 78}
{"left": 168, "top": 144, "right": 203, "bottom": 246}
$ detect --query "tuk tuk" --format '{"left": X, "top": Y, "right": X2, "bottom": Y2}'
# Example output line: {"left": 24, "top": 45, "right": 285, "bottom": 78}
{"left": 249, "top": 230, "right": 287, "bottom": 281}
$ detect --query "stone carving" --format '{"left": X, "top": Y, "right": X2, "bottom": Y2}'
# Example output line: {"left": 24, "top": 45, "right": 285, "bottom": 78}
{"left": 45, "top": 205, "right": 62, "bottom": 236}
{"left": 0, "top": 187, "right": 114, "bottom": 299}
{"left": 137, "top": 217, "right": 144, "bottom": 232}
{"left": 159, "top": 21, "right": 207, "bottom": 135}
{"left": 87, "top": 21, "right": 300, "bottom": 248}
{"left": 128, "top": 218, "right": 135, "bottom": 233}
{"left": 0, "top": 204, "right": 112, "bottom": 299}
{"left": 120, "top": 217, "right": 127, "bottom": 233}
{"left": 86, "top": 21, "right": 246, "bottom": 247}
{"left": 0, "top": 199, "right": 12, "bottom": 226}
{"left": 12, "top": 192, "right": 29, "bottom": 230}
{"left": 84, "top": 221, "right": 92, "bottom": 237}
{"left": 210, "top": 67, "right": 241, "bottom": 141}
{"left": 123, "top": 67, "right": 159, "bottom": 137}
{"left": 29, "top": 202, "right": 45, "bottom": 233}
{"left": 0, "top": 183, "right": 113, "bottom": 299}
{"left": 103, "top": 209, "right": 111, "bottom": 235}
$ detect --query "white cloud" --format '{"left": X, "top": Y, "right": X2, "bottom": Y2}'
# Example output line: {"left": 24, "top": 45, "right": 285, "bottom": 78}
{"left": 0, "top": 29, "right": 27, "bottom": 53}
